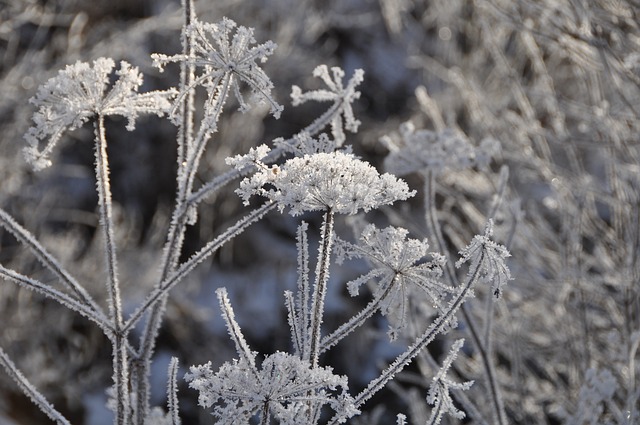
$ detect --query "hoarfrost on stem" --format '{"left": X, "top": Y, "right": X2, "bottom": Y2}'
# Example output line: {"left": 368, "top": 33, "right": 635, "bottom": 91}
{"left": 24, "top": 57, "right": 175, "bottom": 171}
{"left": 227, "top": 141, "right": 415, "bottom": 216}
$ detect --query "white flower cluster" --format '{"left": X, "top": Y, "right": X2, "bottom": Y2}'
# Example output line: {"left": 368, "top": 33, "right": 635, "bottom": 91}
{"left": 382, "top": 121, "right": 500, "bottom": 176}
{"left": 24, "top": 57, "right": 175, "bottom": 170}
{"left": 227, "top": 143, "right": 415, "bottom": 215}
{"left": 152, "top": 17, "right": 282, "bottom": 120}
{"left": 185, "top": 351, "right": 357, "bottom": 424}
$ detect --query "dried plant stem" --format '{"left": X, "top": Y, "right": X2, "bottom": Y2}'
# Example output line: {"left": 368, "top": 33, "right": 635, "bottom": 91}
{"left": 95, "top": 115, "right": 129, "bottom": 425}
{"left": 309, "top": 209, "right": 335, "bottom": 367}
{"left": 320, "top": 275, "right": 397, "bottom": 353}
{"left": 0, "top": 208, "right": 103, "bottom": 315}
{"left": 0, "top": 346, "right": 71, "bottom": 425}
{"left": 424, "top": 171, "right": 507, "bottom": 425}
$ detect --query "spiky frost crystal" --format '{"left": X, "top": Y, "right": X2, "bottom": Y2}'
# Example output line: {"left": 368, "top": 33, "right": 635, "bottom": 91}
{"left": 24, "top": 58, "right": 175, "bottom": 171}
{"left": 227, "top": 143, "right": 415, "bottom": 215}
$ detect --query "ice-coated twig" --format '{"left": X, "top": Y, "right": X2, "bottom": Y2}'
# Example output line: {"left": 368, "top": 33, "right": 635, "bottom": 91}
{"left": 167, "top": 357, "right": 181, "bottom": 425}
{"left": 94, "top": 115, "right": 129, "bottom": 425}
{"left": 0, "top": 208, "right": 103, "bottom": 315}
{"left": 309, "top": 210, "right": 335, "bottom": 367}
{"left": 216, "top": 288, "right": 259, "bottom": 375}
{"left": 0, "top": 265, "right": 114, "bottom": 336}
{"left": 426, "top": 339, "right": 474, "bottom": 425}
{"left": 0, "top": 346, "right": 71, "bottom": 425}
{"left": 295, "top": 222, "right": 311, "bottom": 360}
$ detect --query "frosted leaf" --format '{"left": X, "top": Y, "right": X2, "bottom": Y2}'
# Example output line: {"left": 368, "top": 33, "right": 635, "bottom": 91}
{"left": 185, "top": 351, "right": 358, "bottom": 424}
{"left": 153, "top": 17, "right": 282, "bottom": 120}
{"left": 291, "top": 65, "right": 364, "bottom": 144}
{"left": 455, "top": 220, "right": 512, "bottom": 298}
{"left": 426, "top": 339, "right": 474, "bottom": 424}
{"left": 336, "top": 224, "right": 450, "bottom": 339}
{"left": 24, "top": 57, "right": 176, "bottom": 171}
{"left": 232, "top": 142, "right": 414, "bottom": 215}
{"left": 382, "top": 122, "right": 500, "bottom": 176}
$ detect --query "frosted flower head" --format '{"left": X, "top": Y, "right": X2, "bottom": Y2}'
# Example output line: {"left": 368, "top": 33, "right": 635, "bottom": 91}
{"left": 291, "top": 65, "right": 364, "bottom": 144}
{"left": 153, "top": 17, "right": 282, "bottom": 121}
{"left": 185, "top": 352, "right": 357, "bottom": 424}
{"left": 227, "top": 143, "right": 415, "bottom": 216}
{"left": 382, "top": 122, "right": 500, "bottom": 176}
{"left": 24, "top": 57, "right": 175, "bottom": 171}
{"left": 336, "top": 224, "right": 450, "bottom": 339}
{"left": 455, "top": 220, "right": 512, "bottom": 298}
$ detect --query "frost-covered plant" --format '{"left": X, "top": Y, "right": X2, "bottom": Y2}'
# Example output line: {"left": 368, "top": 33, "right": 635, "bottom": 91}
{"left": 426, "top": 339, "right": 474, "bottom": 425}
{"left": 185, "top": 288, "right": 357, "bottom": 425}
{"left": 24, "top": 57, "right": 175, "bottom": 171}
{"left": 332, "top": 224, "right": 449, "bottom": 341}
{"left": 0, "top": 0, "right": 515, "bottom": 424}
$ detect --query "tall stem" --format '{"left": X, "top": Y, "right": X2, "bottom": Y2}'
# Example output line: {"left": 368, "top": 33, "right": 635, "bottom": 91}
{"left": 95, "top": 115, "right": 128, "bottom": 425}
{"left": 133, "top": 44, "right": 232, "bottom": 425}
{"left": 308, "top": 209, "right": 335, "bottom": 367}
{"left": 423, "top": 171, "right": 506, "bottom": 425}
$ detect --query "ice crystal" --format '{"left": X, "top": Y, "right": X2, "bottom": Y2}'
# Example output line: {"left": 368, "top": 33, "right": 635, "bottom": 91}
{"left": 426, "top": 339, "right": 474, "bottom": 424}
{"left": 455, "top": 220, "right": 512, "bottom": 298}
{"left": 291, "top": 65, "right": 364, "bottom": 144}
{"left": 227, "top": 142, "right": 415, "bottom": 216}
{"left": 153, "top": 17, "right": 282, "bottom": 121}
{"left": 24, "top": 58, "right": 175, "bottom": 171}
{"left": 336, "top": 224, "right": 449, "bottom": 339}
{"left": 382, "top": 122, "right": 500, "bottom": 176}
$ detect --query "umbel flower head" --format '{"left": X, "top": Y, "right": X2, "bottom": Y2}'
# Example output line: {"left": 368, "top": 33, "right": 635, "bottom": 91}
{"left": 382, "top": 121, "right": 501, "bottom": 176}
{"left": 185, "top": 351, "right": 357, "bottom": 424}
{"left": 24, "top": 57, "right": 175, "bottom": 171}
{"left": 152, "top": 17, "right": 282, "bottom": 122}
{"left": 336, "top": 224, "right": 450, "bottom": 339}
{"left": 226, "top": 140, "right": 415, "bottom": 216}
